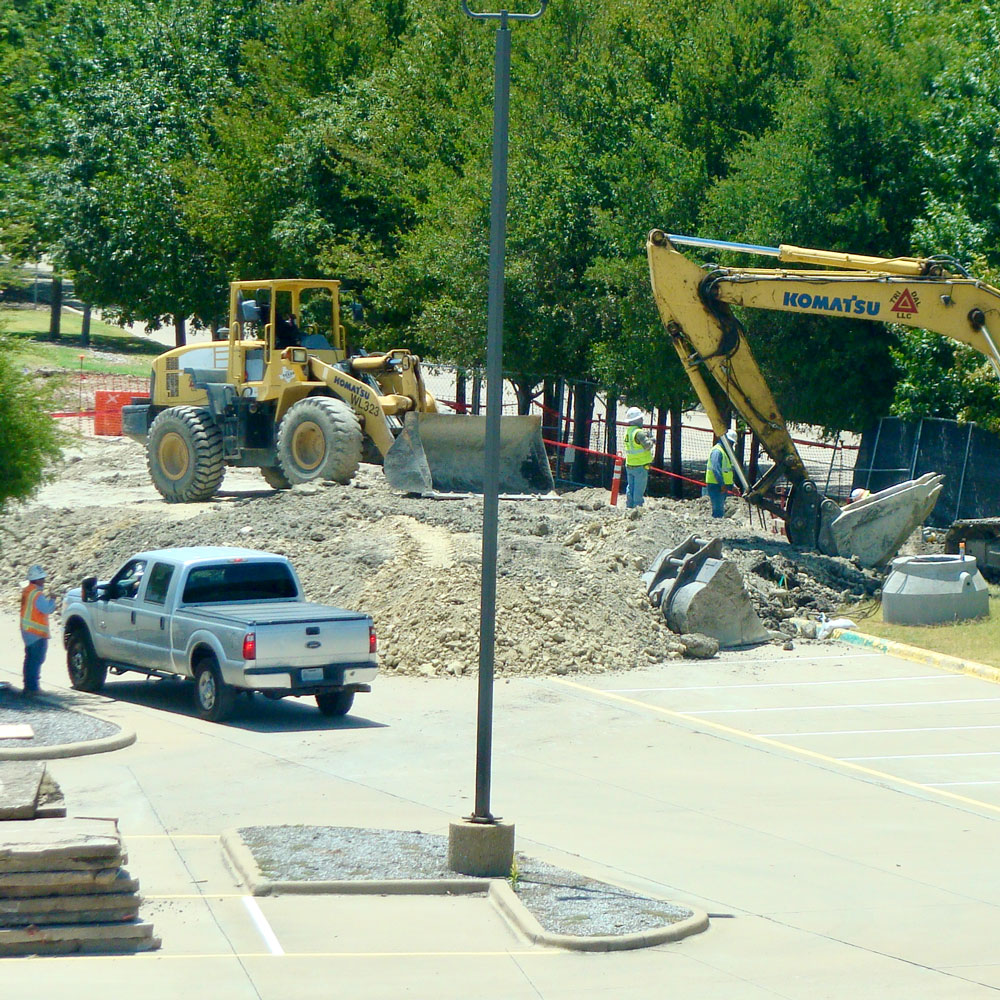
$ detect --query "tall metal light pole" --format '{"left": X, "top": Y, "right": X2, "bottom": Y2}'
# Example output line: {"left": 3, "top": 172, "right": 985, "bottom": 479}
{"left": 462, "top": 0, "right": 548, "bottom": 823}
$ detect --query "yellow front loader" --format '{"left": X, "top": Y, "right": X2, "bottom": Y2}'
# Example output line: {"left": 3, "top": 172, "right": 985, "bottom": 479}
{"left": 122, "top": 279, "right": 553, "bottom": 501}
{"left": 647, "top": 230, "right": 1000, "bottom": 567}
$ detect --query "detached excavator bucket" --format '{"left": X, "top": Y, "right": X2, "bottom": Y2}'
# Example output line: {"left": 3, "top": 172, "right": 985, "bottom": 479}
{"left": 383, "top": 412, "right": 555, "bottom": 495}
{"left": 825, "top": 473, "right": 944, "bottom": 568}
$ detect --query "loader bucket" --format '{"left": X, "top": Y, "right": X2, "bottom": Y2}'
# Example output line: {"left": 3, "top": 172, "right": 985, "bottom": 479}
{"left": 827, "top": 473, "right": 944, "bottom": 568}
{"left": 383, "top": 412, "right": 555, "bottom": 495}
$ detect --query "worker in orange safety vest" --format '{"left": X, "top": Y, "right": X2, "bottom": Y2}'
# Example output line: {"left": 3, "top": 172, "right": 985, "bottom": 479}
{"left": 20, "top": 565, "right": 56, "bottom": 695}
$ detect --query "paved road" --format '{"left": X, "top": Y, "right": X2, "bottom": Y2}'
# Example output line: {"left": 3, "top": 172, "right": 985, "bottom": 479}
{"left": 2, "top": 614, "right": 1000, "bottom": 998}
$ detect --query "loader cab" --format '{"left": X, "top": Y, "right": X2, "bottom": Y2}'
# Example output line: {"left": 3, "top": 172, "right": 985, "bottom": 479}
{"left": 225, "top": 279, "right": 347, "bottom": 393}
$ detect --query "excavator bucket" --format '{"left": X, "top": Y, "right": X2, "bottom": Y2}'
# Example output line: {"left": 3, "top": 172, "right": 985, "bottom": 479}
{"left": 383, "top": 412, "right": 555, "bottom": 495}
{"left": 823, "top": 473, "right": 944, "bottom": 568}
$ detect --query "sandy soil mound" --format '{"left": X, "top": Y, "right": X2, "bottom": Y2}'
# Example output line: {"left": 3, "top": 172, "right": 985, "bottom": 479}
{"left": 0, "top": 436, "right": 904, "bottom": 678}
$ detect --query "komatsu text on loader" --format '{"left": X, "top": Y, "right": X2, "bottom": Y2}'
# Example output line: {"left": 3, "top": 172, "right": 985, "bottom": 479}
{"left": 123, "top": 279, "right": 553, "bottom": 501}
{"left": 647, "top": 230, "right": 1000, "bottom": 569}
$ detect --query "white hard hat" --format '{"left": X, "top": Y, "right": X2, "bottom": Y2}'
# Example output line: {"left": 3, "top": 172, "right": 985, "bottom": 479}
{"left": 725, "top": 429, "right": 738, "bottom": 443}
{"left": 27, "top": 565, "right": 46, "bottom": 582}
{"left": 850, "top": 488, "right": 866, "bottom": 502}
{"left": 625, "top": 406, "right": 643, "bottom": 424}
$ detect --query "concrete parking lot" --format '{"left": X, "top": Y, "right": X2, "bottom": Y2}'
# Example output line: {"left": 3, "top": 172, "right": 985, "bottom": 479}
{"left": 3, "top": 612, "right": 1000, "bottom": 998}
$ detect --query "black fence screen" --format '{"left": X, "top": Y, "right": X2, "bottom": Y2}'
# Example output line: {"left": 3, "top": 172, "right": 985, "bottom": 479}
{"left": 855, "top": 417, "right": 1000, "bottom": 527}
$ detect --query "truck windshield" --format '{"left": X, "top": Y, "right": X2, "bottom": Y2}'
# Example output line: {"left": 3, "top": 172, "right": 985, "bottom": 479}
{"left": 182, "top": 562, "right": 299, "bottom": 603}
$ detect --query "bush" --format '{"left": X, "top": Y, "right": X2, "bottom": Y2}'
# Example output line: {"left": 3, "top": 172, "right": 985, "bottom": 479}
{"left": 0, "top": 338, "right": 63, "bottom": 511}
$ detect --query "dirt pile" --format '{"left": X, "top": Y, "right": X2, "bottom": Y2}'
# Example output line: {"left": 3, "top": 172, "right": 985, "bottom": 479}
{"left": 0, "top": 437, "right": 894, "bottom": 678}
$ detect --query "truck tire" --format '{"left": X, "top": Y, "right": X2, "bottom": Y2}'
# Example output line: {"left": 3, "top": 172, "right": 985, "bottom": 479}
{"left": 260, "top": 465, "right": 291, "bottom": 490}
{"left": 66, "top": 629, "right": 107, "bottom": 693}
{"left": 193, "top": 657, "right": 235, "bottom": 723}
{"left": 147, "top": 406, "right": 225, "bottom": 503}
{"left": 315, "top": 691, "right": 355, "bottom": 717}
{"left": 277, "top": 397, "right": 362, "bottom": 486}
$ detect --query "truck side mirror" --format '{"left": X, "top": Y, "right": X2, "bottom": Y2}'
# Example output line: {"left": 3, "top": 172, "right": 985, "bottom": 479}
{"left": 82, "top": 576, "right": 98, "bottom": 603}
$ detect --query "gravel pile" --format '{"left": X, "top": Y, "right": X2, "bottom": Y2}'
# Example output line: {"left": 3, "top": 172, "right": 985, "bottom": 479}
{"left": 239, "top": 825, "right": 692, "bottom": 937}
{"left": 0, "top": 436, "right": 924, "bottom": 679}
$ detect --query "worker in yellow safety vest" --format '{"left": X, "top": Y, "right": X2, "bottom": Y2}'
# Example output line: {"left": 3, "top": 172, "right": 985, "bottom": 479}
{"left": 20, "top": 565, "right": 56, "bottom": 695}
{"left": 622, "top": 406, "right": 654, "bottom": 509}
{"left": 705, "top": 429, "right": 737, "bottom": 518}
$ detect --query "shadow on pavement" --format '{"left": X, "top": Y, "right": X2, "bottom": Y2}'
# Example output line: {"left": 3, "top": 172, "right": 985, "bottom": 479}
{"left": 95, "top": 677, "right": 386, "bottom": 733}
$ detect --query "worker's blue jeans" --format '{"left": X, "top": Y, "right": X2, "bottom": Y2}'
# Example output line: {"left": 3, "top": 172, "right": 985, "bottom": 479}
{"left": 625, "top": 465, "right": 648, "bottom": 508}
{"left": 22, "top": 638, "right": 47, "bottom": 693}
{"left": 706, "top": 482, "right": 726, "bottom": 518}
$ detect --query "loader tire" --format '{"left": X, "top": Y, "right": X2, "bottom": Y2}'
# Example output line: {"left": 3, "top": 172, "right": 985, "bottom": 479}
{"left": 277, "top": 397, "right": 362, "bottom": 485}
{"left": 260, "top": 465, "right": 292, "bottom": 490}
{"left": 147, "top": 406, "right": 225, "bottom": 503}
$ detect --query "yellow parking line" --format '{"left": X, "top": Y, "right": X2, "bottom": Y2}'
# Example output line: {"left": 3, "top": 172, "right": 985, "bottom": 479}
{"left": 552, "top": 677, "right": 1000, "bottom": 816}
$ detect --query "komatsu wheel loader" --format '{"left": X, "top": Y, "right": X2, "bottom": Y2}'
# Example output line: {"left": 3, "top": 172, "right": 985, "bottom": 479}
{"left": 122, "top": 279, "right": 553, "bottom": 501}
{"left": 647, "top": 230, "right": 1000, "bottom": 569}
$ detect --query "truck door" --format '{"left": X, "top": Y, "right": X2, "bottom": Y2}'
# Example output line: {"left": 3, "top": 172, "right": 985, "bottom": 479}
{"left": 95, "top": 558, "right": 147, "bottom": 664}
{"left": 132, "top": 561, "right": 176, "bottom": 669}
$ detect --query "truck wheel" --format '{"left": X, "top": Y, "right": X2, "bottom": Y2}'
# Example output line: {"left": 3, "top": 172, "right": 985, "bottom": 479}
{"left": 260, "top": 465, "right": 291, "bottom": 490}
{"left": 194, "top": 658, "right": 235, "bottom": 723}
{"left": 277, "top": 397, "right": 362, "bottom": 486}
{"left": 315, "top": 691, "right": 355, "bottom": 717}
{"left": 66, "top": 630, "right": 107, "bottom": 693}
{"left": 147, "top": 406, "right": 225, "bottom": 503}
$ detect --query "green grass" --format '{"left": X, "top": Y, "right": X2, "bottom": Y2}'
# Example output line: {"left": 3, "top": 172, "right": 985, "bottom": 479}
{"left": 1, "top": 306, "right": 163, "bottom": 375}
{"left": 844, "top": 589, "right": 1000, "bottom": 667}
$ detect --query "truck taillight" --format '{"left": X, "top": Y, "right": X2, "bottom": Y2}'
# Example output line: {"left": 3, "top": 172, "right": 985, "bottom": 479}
{"left": 369, "top": 625, "right": 377, "bottom": 654}
{"left": 242, "top": 632, "right": 256, "bottom": 660}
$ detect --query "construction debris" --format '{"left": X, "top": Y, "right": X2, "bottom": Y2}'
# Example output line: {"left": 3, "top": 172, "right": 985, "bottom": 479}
{"left": 0, "top": 776, "right": 159, "bottom": 956}
{"left": 643, "top": 536, "right": 772, "bottom": 648}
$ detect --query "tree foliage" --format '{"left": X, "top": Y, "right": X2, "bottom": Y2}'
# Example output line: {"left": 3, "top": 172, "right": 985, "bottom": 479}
{"left": 4, "top": 0, "right": 1000, "bottom": 430}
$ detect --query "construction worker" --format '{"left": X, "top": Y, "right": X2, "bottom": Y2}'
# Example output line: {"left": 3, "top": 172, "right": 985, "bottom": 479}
{"left": 850, "top": 487, "right": 871, "bottom": 503}
{"left": 20, "top": 565, "right": 56, "bottom": 695}
{"left": 705, "top": 429, "right": 738, "bottom": 518}
{"left": 622, "top": 406, "right": 654, "bottom": 509}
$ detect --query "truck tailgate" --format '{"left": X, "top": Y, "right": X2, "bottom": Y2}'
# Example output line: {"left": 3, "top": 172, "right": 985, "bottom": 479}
{"left": 252, "top": 613, "right": 372, "bottom": 668}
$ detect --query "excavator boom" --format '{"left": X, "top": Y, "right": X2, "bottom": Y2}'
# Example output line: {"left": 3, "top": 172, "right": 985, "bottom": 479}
{"left": 644, "top": 229, "right": 996, "bottom": 566}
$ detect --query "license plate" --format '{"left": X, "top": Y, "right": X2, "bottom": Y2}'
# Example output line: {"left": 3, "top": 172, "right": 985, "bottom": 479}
{"left": 301, "top": 668, "right": 324, "bottom": 682}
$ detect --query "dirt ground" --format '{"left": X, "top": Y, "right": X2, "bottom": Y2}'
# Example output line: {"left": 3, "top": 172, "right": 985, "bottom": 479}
{"left": 0, "top": 433, "right": 922, "bottom": 677}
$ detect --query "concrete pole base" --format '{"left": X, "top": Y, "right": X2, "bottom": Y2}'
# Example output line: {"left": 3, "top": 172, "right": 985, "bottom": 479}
{"left": 447, "top": 819, "right": 515, "bottom": 877}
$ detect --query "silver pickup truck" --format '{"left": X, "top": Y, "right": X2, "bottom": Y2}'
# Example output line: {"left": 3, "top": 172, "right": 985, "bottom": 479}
{"left": 61, "top": 546, "right": 377, "bottom": 722}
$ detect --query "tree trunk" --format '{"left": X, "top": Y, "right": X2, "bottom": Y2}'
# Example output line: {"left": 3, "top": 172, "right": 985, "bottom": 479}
{"left": 542, "top": 378, "right": 561, "bottom": 466}
{"left": 670, "top": 399, "right": 684, "bottom": 499}
{"left": 471, "top": 371, "right": 482, "bottom": 415}
{"left": 571, "top": 382, "right": 596, "bottom": 485}
{"left": 174, "top": 315, "right": 186, "bottom": 348}
{"left": 81, "top": 305, "right": 91, "bottom": 348}
{"left": 604, "top": 394, "right": 617, "bottom": 487}
{"left": 512, "top": 378, "right": 535, "bottom": 416}
{"left": 48, "top": 276, "right": 62, "bottom": 340}
{"left": 455, "top": 369, "right": 467, "bottom": 414}
{"left": 749, "top": 434, "right": 761, "bottom": 485}
{"left": 654, "top": 402, "right": 668, "bottom": 470}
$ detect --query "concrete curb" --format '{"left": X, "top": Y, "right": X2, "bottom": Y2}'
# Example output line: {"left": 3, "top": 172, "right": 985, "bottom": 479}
{"left": 834, "top": 629, "right": 1000, "bottom": 684}
{"left": 221, "top": 829, "right": 709, "bottom": 952}
{"left": 0, "top": 692, "right": 136, "bottom": 761}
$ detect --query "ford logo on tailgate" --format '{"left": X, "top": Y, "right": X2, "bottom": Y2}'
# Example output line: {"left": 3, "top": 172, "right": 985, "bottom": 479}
{"left": 306, "top": 640, "right": 322, "bottom": 649}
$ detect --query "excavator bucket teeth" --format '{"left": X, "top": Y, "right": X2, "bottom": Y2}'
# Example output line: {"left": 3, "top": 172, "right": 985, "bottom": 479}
{"left": 829, "top": 473, "right": 944, "bottom": 568}
{"left": 383, "top": 412, "right": 555, "bottom": 495}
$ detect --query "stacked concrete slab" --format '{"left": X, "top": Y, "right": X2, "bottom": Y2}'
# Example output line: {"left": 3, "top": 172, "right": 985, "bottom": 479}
{"left": 0, "top": 762, "right": 66, "bottom": 821}
{"left": 0, "top": 764, "right": 159, "bottom": 956}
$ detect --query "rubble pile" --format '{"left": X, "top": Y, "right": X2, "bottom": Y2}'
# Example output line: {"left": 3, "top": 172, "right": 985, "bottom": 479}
{"left": 0, "top": 437, "right": 907, "bottom": 678}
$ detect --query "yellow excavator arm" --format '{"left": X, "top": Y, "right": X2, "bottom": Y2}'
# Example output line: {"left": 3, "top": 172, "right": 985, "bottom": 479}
{"left": 646, "top": 230, "right": 1000, "bottom": 565}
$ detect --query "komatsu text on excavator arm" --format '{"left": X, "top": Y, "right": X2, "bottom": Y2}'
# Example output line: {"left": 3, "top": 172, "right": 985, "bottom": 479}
{"left": 647, "top": 230, "right": 1000, "bottom": 567}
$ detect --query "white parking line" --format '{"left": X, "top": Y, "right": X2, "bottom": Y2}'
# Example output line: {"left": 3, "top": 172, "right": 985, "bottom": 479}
{"left": 688, "top": 697, "right": 1000, "bottom": 715}
{"left": 843, "top": 751, "right": 1000, "bottom": 761}
{"left": 929, "top": 781, "right": 1000, "bottom": 787}
{"left": 608, "top": 674, "right": 955, "bottom": 693}
{"left": 242, "top": 896, "right": 284, "bottom": 956}
{"left": 763, "top": 725, "right": 1000, "bottom": 737}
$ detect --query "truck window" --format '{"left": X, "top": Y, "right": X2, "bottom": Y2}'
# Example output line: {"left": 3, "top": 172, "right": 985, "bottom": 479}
{"left": 109, "top": 559, "right": 147, "bottom": 600}
{"left": 144, "top": 562, "right": 174, "bottom": 605}
{"left": 182, "top": 562, "right": 298, "bottom": 603}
